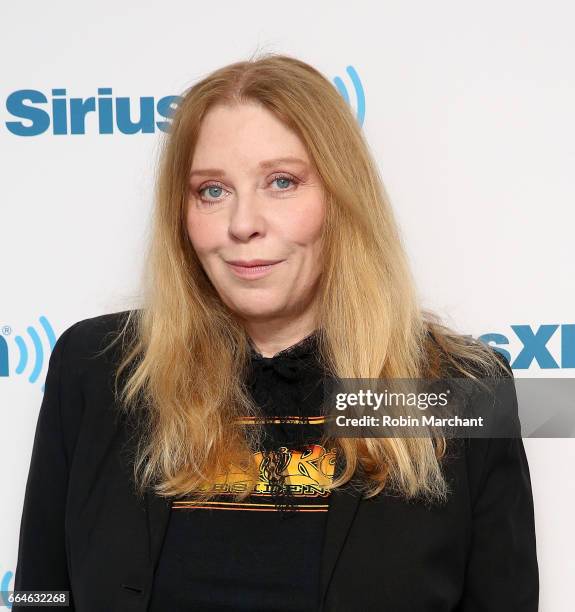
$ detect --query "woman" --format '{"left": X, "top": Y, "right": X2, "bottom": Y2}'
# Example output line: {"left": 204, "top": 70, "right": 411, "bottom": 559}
{"left": 13, "top": 53, "right": 538, "bottom": 611}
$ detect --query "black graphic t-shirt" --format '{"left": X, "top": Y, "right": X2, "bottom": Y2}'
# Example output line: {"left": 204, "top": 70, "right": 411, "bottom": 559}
{"left": 148, "top": 330, "right": 337, "bottom": 612}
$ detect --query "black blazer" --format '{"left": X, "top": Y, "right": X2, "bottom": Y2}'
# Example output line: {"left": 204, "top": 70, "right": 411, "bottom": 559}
{"left": 13, "top": 311, "right": 539, "bottom": 611}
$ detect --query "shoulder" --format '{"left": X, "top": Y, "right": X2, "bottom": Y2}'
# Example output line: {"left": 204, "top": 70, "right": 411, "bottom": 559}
{"left": 457, "top": 349, "right": 523, "bottom": 506}
{"left": 56, "top": 310, "right": 136, "bottom": 362}
{"left": 37, "top": 311, "right": 139, "bottom": 466}
{"left": 47, "top": 310, "right": 139, "bottom": 393}
{"left": 63, "top": 309, "right": 135, "bottom": 346}
{"left": 431, "top": 336, "right": 521, "bottom": 499}
{"left": 424, "top": 325, "right": 513, "bottom": 380}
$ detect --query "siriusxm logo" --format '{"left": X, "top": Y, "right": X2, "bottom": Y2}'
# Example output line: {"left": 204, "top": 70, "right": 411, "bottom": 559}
{"left": 4, "top": 65, "right": 366, "bottom": 136}
{"left": 5, "top": 88, "right": 180, "bottom": 136}
{"left": 479, "top": 324, "right": 575, "bottom": 369}
{"left": 0, "top": 315, "right": 56, "bottom": 391}
{"left": 333, "top": 65, "right": 365, "bottom": 127}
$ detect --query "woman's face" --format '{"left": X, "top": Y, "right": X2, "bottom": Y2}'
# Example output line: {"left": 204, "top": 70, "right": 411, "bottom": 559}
{"left": 186, "top": 102, "right": 326, "bottom": 324}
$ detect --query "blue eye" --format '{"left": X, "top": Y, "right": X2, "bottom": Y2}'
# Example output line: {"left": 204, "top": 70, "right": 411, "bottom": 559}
{"left": 205, "top": 186, "right": 223, "bottom": 198}
{"left": 270, "top": 174, "right": 301, "bottom": 192}
{"left": 197, "top": 183, "right": 227, "bottom": 206}
{"left": 274, "top": 177, "right": 292, "bottom": 189}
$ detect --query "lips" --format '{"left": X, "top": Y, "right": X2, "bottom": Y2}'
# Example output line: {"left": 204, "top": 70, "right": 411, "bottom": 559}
{"left": 226, "top": 259, "right": 284, "bottom": 279}
{"left": 226, "top": 259, "right": 283, "bottom": 267}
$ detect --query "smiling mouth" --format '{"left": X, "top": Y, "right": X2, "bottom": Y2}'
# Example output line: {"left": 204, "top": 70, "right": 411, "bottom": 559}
{"left": 226, "top": 259, "right": 283, "bottom": 267}
{"left": 226, "top": 260, "right": 285, "bottom": 278}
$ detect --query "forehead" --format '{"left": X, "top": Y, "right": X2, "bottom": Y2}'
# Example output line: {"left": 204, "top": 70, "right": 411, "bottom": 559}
{"left": 191, "top": 102, "right": 311, "bottom": 171}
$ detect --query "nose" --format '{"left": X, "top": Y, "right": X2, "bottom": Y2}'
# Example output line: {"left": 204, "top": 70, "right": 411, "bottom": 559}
{"left": 228, "top": 190, "right": 266, "bottom": 241}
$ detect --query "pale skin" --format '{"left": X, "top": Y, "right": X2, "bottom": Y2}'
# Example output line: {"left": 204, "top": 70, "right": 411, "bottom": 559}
{"left": 186, "top": 102, "right": 326, "bottom": 358}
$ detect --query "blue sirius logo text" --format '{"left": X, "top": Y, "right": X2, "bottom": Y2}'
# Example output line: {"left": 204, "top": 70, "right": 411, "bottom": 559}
{"left": 479, "top": 324, "right": 575, "bottom": 369}
{"left": 4, "top": 66, "right": 366, "bottom": 136}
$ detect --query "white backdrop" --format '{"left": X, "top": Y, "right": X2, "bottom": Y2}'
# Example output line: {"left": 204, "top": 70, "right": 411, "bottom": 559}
{"left": 1, "top": 1, "right": 573, "bottom": 609}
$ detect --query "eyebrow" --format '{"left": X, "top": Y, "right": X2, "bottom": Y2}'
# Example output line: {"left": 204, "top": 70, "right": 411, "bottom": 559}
{"left": 189, "top": 156, "right": 308, "bottom": 178}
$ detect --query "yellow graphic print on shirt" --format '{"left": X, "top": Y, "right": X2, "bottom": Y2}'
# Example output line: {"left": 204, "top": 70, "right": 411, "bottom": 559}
{"left": 173, "top": 415, "right": 337, "bottom": 513}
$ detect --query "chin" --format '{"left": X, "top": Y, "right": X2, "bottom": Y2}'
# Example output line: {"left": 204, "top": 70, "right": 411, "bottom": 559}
{"left": 229, "top": 301, "right": 287, "bottom": 321}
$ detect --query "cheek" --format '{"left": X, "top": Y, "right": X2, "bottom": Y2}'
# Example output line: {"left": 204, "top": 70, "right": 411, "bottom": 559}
{"left": 307, "top": 200, "right": 326, "bottom": 237}
{"left": 186, "top": 210, "right": 221, "bottom": 254}
{"left": 282, "top": 195, "right": 325, "bottom": 243}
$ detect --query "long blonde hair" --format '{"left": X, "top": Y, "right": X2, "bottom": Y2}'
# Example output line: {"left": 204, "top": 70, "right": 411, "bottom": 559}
{"left": 109, "top": 52, "right": 507, "bottom": 505}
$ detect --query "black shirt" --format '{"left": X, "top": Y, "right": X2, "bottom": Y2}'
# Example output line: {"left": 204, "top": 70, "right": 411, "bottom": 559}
{"left": 148, "top": 330, "right": 335, "bottom": 612}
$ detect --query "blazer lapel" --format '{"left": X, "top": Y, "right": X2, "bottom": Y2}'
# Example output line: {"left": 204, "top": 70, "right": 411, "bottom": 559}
{"left": 318, "top": 483, "right": 362, "bottom": 611}
{"left": 146, "top": 491, "right": 172, "bottom": 564}
{"left": 112, "top": 412, "right": 174, "bottom": 611}
{"left": 142, "top": 490, "right": 172, "bottom": 602}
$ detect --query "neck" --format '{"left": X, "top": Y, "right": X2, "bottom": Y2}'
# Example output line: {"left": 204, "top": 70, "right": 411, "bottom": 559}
{"left": 242, "top": 315, "right": 319, "bottom": 359}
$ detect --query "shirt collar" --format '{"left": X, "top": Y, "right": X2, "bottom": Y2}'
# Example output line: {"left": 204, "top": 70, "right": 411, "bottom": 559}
{"left": 247, "top": 329, "right": 320, "bottom": 361}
